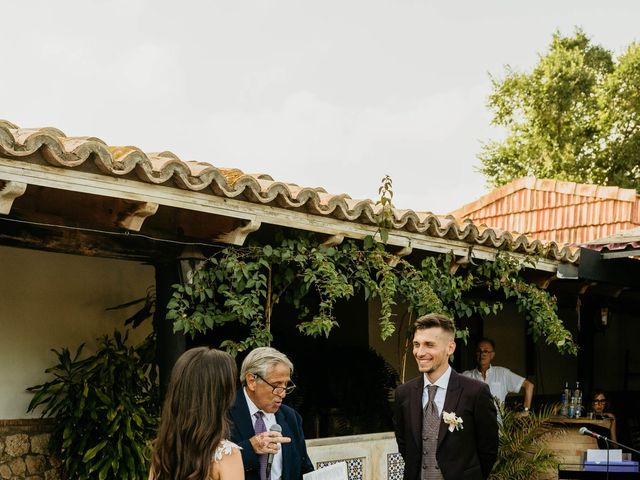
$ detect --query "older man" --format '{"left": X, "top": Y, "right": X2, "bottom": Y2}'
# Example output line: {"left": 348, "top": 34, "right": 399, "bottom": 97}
{"left": 230, "top": 347, "right": 314, "bottom": 480}
{"left": 394, "top": 314, "right": 498, "bottom": 480}
{"left": 462, "top": 337, "right": 534, "bottom": 413}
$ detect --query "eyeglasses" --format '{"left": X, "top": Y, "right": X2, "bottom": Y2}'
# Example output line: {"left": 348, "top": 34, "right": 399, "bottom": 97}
{"left": 255, "top": 373, "right": 296, "bottom": 395}
{"left": 593, "top": 399, "right": 607, "bottom": 404}
{"left": 476, "top": 350, "right": 494, "bottom": 355}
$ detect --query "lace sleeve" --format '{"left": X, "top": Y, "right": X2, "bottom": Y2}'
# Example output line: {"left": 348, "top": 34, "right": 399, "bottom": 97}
{"left": 213, "top": 439, "right": 241, "bottom": 463}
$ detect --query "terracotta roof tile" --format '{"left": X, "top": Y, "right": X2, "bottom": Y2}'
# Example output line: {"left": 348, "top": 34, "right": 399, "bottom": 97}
{"left": 584, "top": 227, "right": 640, "bottom": 251}
{"left": 0, "top": 120, "right": 578, "bottom": 263}
{"left": 450, "top": 176, "right": 640, "bottom": 245}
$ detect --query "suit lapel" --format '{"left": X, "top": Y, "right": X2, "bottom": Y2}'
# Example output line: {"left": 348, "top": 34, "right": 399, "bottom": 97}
{"left": 410, "top": 375, "right": 425, "bottom": 451}
{"left": 438, "top": 369, "right": 462, "bottom": 448}
{"left": 275, "top": 409, "right": 291, "bottom": 480}
{"left": 232, "top": 392, "right": 257, "bottom": 439}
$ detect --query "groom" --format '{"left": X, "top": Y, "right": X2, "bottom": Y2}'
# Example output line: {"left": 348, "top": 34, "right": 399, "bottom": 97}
{"left": 393, "top": 313, "right": 498, "bottom": 480}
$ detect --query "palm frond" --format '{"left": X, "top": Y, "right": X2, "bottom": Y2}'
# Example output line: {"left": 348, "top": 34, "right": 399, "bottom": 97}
{"left": 489, "top": 403, "right": 561, "bottom": 480}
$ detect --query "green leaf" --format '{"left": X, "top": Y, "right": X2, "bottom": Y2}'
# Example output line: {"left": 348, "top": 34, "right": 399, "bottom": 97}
{"left": 83, "top": 439, "right": 108, "bottom": 462}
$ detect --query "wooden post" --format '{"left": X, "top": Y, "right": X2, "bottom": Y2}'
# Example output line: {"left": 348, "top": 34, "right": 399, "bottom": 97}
{"left": 154, "top": 261, "right": 186, "bottom": 400}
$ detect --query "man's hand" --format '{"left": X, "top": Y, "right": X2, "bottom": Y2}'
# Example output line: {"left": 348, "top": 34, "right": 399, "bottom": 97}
{"left": 250, "top": 431, "right": 292, "bottom": 455}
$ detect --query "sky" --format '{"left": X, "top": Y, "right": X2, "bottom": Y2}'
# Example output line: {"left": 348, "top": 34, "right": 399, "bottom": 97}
{"left": 3, "top": 1, "right": 640, "bottom": 214}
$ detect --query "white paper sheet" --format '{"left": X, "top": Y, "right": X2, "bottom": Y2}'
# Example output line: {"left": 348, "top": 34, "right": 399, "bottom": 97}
{"left": 586, "top": 449, "right": 623, "bottom": 463}
{"left": 303, "top": 461, "right": 349, "bottom": 480}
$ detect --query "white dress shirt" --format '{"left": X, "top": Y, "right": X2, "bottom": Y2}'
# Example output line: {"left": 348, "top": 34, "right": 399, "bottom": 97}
{"left": 243, "top": 388, "right": 283, "bottom": 480}
{"left": 462, "top": 365, "right": 524, "bottom": 404}
{"left": 422, "top": 365, "right": 452, "bottom": 415}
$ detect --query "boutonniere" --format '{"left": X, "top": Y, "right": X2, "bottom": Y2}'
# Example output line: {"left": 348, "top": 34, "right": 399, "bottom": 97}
{"left": 442, "top": 411, "right": 464, "bottom": 432}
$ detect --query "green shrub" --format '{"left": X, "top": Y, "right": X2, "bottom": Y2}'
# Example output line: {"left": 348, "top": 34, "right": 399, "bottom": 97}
{"left": 27, "top": 331, "right": 159, "bottom": 480}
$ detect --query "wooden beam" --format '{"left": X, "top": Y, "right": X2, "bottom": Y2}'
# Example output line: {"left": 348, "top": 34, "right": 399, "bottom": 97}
{"left": 0, "top": 180, "right": 27, "bottom": 214}
{"left": 0, "top": 217, "right": 182, "bottom": 261}
{"left": 601, "top": 249, "right": 640, "bottom": 259}
{"left": 535, "top": 276, "right": 556, "bottom": 289}
{"left": 116, "top": 201, "right": 159, "bottom": 231}
{"left": 213, "top": 218, "right": 261, "bottom": 246}
{"left": 388, "top": 244, "right": 413, "bottom": 267}
{"left": 321, "top": 234, "right": 345, "bottom": 247}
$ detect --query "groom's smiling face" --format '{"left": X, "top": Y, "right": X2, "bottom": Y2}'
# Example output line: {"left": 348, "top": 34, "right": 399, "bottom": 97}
{"left": 412, "top": 326, "right": 456, "bottom": 381}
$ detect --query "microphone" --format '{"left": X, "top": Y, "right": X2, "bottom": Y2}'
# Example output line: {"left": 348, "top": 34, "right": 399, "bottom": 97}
{"left": 579, "top": 427, "right": 606, "bottom": 440}
{"left": 265, "top": 423, "right": 282, "bottom": 479}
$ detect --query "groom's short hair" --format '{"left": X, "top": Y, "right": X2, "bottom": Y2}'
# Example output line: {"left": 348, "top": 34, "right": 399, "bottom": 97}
{"left": 411, "top": 313, "right": 456, "bottom": 339}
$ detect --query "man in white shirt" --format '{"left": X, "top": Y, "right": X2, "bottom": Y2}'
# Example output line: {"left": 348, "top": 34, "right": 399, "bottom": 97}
{"left": 462, "top": 337, "right": 534, "bottom": 413}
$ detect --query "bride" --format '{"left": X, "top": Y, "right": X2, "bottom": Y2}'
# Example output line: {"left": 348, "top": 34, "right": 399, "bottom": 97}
{"left": 149, "top": 347, "right": 244, "bottom": 480}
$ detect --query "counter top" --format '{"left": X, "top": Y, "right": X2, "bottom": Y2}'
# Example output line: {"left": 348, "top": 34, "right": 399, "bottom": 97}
{"left": 548, "top": 416, "right": 617, "bottom": 442}
{"left": 548, "top": 416, "right": 615, "bottom": 429}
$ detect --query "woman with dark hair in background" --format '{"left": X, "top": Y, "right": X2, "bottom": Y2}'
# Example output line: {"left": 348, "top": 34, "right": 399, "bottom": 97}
{"left": 589, "top": 389, "right": 617, "bottom": 447}
{"left": 150, "top": 347, "right": 243, "bottom": 480}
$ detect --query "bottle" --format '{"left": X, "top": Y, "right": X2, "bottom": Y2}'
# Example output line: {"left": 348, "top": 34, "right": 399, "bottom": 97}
{"left": 560, "top": 382, "right": 571, "bottom": 417}
{"left": 568, "top": 395, "right": 576, "bottom": 418}
{"left": 574, "top": 382, "right": 582, "bottom": 418}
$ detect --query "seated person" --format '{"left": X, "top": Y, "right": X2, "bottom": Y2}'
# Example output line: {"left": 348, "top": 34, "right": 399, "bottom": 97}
{"left": 589, "top": 389, "right": 617, "bottom": 446}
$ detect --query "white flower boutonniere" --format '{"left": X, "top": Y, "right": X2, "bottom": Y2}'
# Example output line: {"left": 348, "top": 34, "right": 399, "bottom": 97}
{"left": 442, "top": 411, "right": 464, "bottom": 432}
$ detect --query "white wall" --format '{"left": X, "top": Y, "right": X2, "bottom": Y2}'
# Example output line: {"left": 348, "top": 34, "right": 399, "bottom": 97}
{"left": 0, "top": 246, "right": 154, "bottom": 419}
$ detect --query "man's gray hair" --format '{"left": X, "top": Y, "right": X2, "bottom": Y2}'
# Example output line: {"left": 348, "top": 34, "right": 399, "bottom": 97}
{"left": 240, "top": 347, "right": 294, "bottom": 385}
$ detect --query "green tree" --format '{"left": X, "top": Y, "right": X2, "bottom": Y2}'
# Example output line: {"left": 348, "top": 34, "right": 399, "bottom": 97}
{"left": 480, "top": 29, "right": 640, "bottom": 189}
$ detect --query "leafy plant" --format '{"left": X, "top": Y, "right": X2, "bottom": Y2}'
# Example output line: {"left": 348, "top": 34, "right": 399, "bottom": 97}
{"left": 167, "top": 175, "right": 575, "bottom": 357}
{"left": 27, "top": 331, "right": 159, "bottom": 480}
{"left": 106, "top": 286, "right": 155, "bottom": 328}
{"left": 489, "top": 403, "right": 561, "bottom": 480}
{"left": 372, "top": 174, "right": 395, "bottom": 244}
{"left": 167, "top": 230, "right": 576, "bottom": 357}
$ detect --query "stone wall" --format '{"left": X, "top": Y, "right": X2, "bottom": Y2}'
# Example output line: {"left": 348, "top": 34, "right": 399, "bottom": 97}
{"left": 0, "top": 420, "right": 61, "bottom": 480}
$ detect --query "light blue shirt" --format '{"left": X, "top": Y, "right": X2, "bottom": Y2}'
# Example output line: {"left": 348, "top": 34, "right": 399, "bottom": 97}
{"left": 422, "top": 365, "right": 452, "bottom": 415}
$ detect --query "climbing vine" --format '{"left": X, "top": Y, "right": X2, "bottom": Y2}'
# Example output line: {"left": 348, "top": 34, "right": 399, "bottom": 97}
{"left": 167, "top": 174, "right": 576, "bottom": 356}
{"left": 167, "top": 230, "right": 576, "bottom": 357}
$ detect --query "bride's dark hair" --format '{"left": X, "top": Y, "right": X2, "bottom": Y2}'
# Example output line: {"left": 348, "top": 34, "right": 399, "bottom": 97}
{"left": 151, "top": 347, "right": 237, "bottom": 479}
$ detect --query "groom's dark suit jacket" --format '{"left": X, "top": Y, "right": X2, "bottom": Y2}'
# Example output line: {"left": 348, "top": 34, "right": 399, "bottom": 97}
{"left": 229, "top": 392, "right": 314, "bottom": 480}
{"left": 394, "top": 369, "right": 498, "bottom": 480}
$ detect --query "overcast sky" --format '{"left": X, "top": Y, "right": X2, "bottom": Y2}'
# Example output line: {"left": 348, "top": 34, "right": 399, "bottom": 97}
{"left": 3, "top": 1, "right": 639, "bottom": 214}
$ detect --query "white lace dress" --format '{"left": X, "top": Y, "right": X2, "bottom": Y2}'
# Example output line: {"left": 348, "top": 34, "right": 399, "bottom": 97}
{"left": 213, "top": 439, "right": 241, "bottom": 463}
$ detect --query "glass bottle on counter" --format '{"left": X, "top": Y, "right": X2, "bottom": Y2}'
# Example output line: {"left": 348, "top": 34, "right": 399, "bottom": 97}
{"left": 560, "top": 381, "right": 571, "bottom": 417}
{"left": 574, "top": 381, "right": 583, "bottom": 418}
{"left": 568, "top": 395, "right": 576, "bottom": 418}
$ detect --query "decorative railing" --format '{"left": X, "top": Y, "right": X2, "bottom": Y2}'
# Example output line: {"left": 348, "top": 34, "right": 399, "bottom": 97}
{"left": 306, "top": 431, "right": 403, "bottom": 480}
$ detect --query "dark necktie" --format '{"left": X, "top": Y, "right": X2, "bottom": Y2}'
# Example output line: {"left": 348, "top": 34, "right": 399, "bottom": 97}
{"left": 254, "top": 411, "right": 268, "bottom": 480}
{"left": 426, "top": 385, "right": 439, "bottom": 431}
{"left": 423, "top": 384, "right": 443, "bottom": 480}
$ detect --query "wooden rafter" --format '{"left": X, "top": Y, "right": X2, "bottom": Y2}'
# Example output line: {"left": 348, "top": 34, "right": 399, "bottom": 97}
{"left": 0, "top": 180, "right": 27, "bottom": 214}
{"left": 116, "top": 201, "right": 159, "bottom": 231}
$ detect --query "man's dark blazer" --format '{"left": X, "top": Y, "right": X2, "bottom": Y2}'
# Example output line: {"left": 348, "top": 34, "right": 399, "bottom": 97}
{"left": 393, "top": 369, "right": 498, "bottom": 480}
{"left": 229, "top": 392, "right": 314, "bottom": 480}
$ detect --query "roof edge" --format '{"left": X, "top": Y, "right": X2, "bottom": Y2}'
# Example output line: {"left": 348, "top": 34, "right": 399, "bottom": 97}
{"left": 449, "top": 176, "right": 639, "bottom": 218}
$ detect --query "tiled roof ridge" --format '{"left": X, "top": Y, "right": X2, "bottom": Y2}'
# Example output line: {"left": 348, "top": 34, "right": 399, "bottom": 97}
{"left": 0, "top": 120, "right": 579, "bottom": 263}
{"left": 469, "top": 216, "right": 640, "bottom": 233}
{"left": 450, "top": 176, "right": 639, "bottom": 218}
